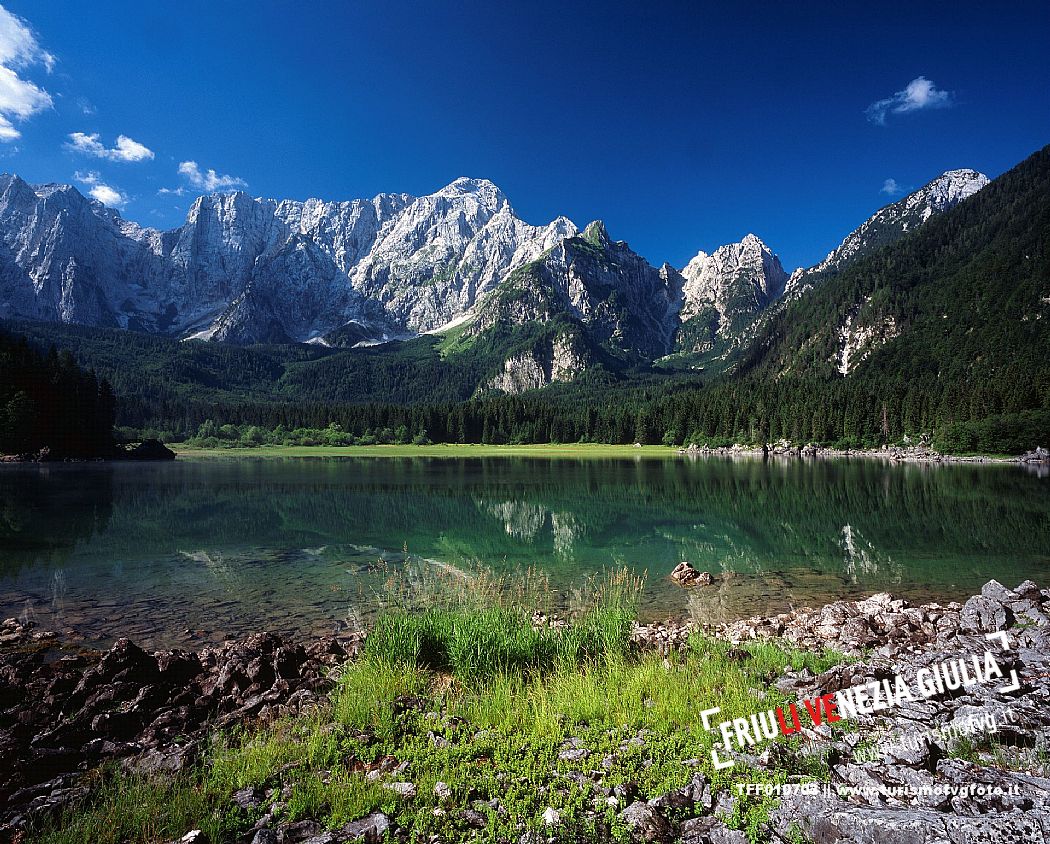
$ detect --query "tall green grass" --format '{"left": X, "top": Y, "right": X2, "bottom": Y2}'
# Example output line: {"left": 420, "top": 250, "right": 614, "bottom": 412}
{"left": 365, "top": 566, "right": 640, "bottom": 676}
{"left": 364, "top": 605, "right": 633, "bottom": 676}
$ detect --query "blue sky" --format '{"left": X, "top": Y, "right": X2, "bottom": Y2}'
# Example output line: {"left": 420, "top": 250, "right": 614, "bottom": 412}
{"left": 1, "top": 1, "right": 1048, "bottom": 271}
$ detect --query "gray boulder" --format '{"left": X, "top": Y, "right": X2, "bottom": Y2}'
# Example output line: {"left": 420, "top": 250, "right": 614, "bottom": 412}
{"left": 619, "top": 800, "right": 673, "bottom": 842}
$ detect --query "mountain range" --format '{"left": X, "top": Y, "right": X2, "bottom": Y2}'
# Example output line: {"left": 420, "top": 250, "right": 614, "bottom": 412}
{"left": 0, "top": 166, "right": 991, "bottom": 394}
{"left": 2, "top": 143, "right": 1048, "bottom": 454}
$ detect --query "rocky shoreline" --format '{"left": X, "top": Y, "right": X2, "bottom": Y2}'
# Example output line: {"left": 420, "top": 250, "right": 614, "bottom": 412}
{"left": 0, "top": 625, "right": 364, "bottom": 836}
{"left": 637, "top": 579, "right": 1050, "bottom": 840}
{"left": 3, "top": 580, "right": 1049, "bottom": 842}
{"left": 675, "top": 441, "right": 1050, "bottom": 466}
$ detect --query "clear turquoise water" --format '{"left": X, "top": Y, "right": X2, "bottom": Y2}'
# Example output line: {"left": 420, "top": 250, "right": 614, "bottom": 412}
{"left": 1, "top": 455, "right": 1047, "bottom": 648}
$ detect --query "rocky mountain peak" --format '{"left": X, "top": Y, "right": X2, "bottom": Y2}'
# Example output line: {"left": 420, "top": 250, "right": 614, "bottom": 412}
{"left": 681, "top": 235, "right": 784, "bottom": 286}
{"left": 582, "top": 220, "right": 611, "bottom": 247}
{"left": 436, "top": 177, "right": 508, "bottom": 212}
{"left": 0, "top": 172, "right": 33, "bottom": 197}
{"left": 904, "top": 169, "right": 989, "bottom": 220}
{"left": 472, "top": 216, "right": 682, "bottom": 367}
{"left": 786, "top": 166, "right": 990, "bottom": 299}
{"left": 0, "top": 162, "right": 998, "bottom": 363}
{"left": 677, "top": 234, "right": 788, "bottom": 346}
{"left": 185, "top": 191, "right": 238, "bottom": 226}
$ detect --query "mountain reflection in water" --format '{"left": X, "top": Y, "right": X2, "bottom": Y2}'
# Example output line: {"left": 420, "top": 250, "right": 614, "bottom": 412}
{"left": 1, "top": 455, "right": 1047, "bottom": 648}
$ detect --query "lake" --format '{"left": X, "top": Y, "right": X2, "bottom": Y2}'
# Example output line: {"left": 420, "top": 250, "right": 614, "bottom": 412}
{"left": 1, "top": 454, "right": 1047, "bottom": 649}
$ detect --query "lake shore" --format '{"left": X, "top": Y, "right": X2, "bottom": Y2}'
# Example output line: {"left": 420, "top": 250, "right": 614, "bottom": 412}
{"left": 2, "top": 439, "right": 1040, "bottom": 466}
{"left": 168, "top": 441, "right": 1041, "bottom": 464}
{"left": 5, "top": 578, "right": 1048, "bottom": 843}
{"left": 171, "top": 443, "right": 682, "bottom": 459}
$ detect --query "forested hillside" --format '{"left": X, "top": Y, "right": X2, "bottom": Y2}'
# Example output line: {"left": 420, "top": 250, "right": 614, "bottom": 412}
{"left": 738, "top": 145, "right": 1050, "bottom": 384}
{"left": 0, "top": 332, "right": 116, "bottom": 457}
{"left": 0, "top": 319, "right": 664, "bottom": 428}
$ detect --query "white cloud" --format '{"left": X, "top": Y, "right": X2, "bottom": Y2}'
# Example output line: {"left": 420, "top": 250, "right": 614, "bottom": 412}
{"left": 0, "top": 5, "right": 55, "bottom": 141}
{"left": 880, "top": 178, "right": 904, "bottom": 196}
{"left": 157, "top": 185, "right": 186, "bottom": 196}
{"left": 113, "top": 135, "right": 153, "bottom": 161}
{"left": 866, "top": 76, "right": 953, "bottom": 125}
{"left": 177, "top": 160, "right": 247, "bottom": 192}
{"left": 68, "top": 131, "right": 154, "bottom": 162}
{"left": 75, "top": 170, "right": 127, "bottom": 208}
{"left": 87, "top": 183, "right": 125, "bottom": 207}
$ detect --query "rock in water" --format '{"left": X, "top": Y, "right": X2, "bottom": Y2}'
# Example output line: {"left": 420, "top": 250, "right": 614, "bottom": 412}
{"left": 670, "top": 562, "right": 712, "bottom": 587}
